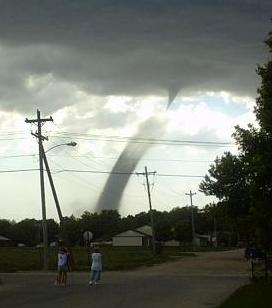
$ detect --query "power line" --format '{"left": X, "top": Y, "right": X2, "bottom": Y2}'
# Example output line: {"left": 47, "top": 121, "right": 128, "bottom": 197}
{"left": 50, "top": 137, "right": 234, "bottom": 147}
{"left": 157, "top": 173, "right": 203, "bottom": 178}
{"left": 0, "top": 153, "right": 214, "bottom": 163}
{"left": 0, "top": 154, "right": 37, "bottom": 158}
{"left": 0, "top": 130, "right": 24, "bottom": 136}
{"left": 49, "top": 134, "right": 234, "bottom": 147}
{"left": 0, "top": 167, "right": 205, "bottom": 178}
{"left": 0, "top": 168, "right": 40, "bottom": 173}
{"left": 52, "top": 131, "right": 233, "bottom": 145}
{"left": 0, "top": 137, "right": 28, "bottom": 141}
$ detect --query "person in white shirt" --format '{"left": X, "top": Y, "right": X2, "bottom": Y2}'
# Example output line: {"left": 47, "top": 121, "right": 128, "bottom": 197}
{"left": 89, "top": 248, "right": 102, "bottom": 285}
{"left": 55, "top": 247, "right": 69, "bottom": 286}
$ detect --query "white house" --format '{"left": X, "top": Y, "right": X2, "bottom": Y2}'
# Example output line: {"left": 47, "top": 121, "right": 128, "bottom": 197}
{"left": 112, "top": 225, "right": 152, "bottom": 247}
{"left": 0, "top": 235, "right": 12, "bottom": 247}
{"left": 194, "top": 233, "right": 217, "bottom": 247}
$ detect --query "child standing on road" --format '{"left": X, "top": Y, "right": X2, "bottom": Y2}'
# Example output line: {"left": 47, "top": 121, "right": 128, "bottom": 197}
{"left": 89, "top": 248, "right": 102, "bottom": 285}
{"left": 55, "top": 247, "right": 69, "bottom": 286}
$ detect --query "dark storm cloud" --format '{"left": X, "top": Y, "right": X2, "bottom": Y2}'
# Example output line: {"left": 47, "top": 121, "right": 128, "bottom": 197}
{"left": 0, "top": 0, "right": 271, "bottom": 112}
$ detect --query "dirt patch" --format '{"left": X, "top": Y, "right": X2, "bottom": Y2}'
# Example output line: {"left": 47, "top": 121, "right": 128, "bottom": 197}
{"left": 145, "top": 249, "right": 248, "bottom": 276}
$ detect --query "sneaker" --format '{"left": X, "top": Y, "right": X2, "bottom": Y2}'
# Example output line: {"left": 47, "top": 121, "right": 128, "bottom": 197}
{"left": 89, "top": 281, "right": 93, "bottom": 286}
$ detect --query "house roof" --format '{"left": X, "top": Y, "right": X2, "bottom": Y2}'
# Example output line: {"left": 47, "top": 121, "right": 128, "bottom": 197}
{"left": 0, "top": 235, "right": 11, "bottom": 241}
{"left": 113, "top": 230, "right": 146, "bottom": 238}
{"left": 136, "top": 225, "right": 152, "bottom": 236}
{"left": 195, "top": 233, "right": 211, "bottom": 240}
{"left": 113, "top": 225, "right": 153, "bottom": 238}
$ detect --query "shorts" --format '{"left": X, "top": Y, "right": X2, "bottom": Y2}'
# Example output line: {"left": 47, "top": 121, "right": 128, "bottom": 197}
{"left": 58, "top": 265, "right": 68, "bottom": 272}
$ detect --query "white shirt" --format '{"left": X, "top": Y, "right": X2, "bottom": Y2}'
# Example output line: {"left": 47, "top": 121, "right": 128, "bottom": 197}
{"left": 91, "top": 252, "right": 102, "bottom": 271}
{"left": 58, "top": 252, "right": 67, "bottom": 267}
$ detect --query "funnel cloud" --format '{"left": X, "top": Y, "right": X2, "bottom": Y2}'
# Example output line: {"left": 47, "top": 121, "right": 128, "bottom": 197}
{"left": 167, "top": 86, "right": 181, "bottom": 109}
{"left": 95, "top": 117, "right": 167, "bottom": 212}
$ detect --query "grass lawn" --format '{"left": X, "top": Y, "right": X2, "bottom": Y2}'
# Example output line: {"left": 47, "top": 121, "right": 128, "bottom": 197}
{"left": 0, "top": 246, "right": 195, "bottom": 272}
{"left": 218, "top": 282, "right": 272, "bottom": 308}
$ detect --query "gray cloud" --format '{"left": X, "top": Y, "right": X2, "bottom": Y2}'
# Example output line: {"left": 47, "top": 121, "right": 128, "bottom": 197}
{"left": 0, "top": 0, "right": 271, "bottom": 113}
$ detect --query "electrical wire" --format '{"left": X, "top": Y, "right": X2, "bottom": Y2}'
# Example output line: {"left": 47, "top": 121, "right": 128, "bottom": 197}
{"left": 52, "top": 131, "right": 233, "bottom": 145}
{"left": 0, "top": 167, "right": 205, "bottom": 178}
{"left": 49, "top": 134, "right": 234, "bottom": 147}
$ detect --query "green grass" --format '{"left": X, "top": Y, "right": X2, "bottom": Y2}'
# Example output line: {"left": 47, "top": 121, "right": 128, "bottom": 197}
{"left": 0, "top": 246, "right": 195, "bottom": 272}
{"left": 218, "top": 282, "right": 272, "bottom": 308}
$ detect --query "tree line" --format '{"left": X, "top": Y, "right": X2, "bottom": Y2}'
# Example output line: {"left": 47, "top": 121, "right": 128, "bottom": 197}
{"left": 0, "top": 206, "right": 236, "bottom": 246}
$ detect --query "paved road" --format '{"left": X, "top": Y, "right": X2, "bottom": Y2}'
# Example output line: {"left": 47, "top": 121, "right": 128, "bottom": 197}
{"left": 0, "top": 249, "right": 249, "bottom": 308}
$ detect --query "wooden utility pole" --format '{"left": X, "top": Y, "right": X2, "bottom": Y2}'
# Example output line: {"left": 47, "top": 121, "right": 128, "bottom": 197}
{"left": 186, "top": 190, "right": 196, "bottom": 251}
{"left": 25, "top": 110, "right": 53, "bottom": 270}
{"left": 137, "top": 167, "right": 156, "bottom": 255}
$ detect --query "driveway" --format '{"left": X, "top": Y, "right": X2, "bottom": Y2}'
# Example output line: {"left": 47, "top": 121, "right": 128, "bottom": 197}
{"left": 0, "top": 249, "right": 249, "bottom": 308}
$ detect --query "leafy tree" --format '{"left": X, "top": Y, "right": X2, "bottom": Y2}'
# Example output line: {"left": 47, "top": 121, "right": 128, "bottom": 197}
{"left": 232, "top": 30, "right": 272, "bottom": 247}
{"left": 80, "top": 211, "right": 100, "bottom": 240}
{"left": 119, "top": 215, "right": 136, "bottom": 232}
{"left": 80, "top": 210, "right": 121, "bottom": 240}
{"left": 97, "top": 210, "right": 121, "bottom": 239}
{"left": 168, "top": 207, "right": 191, "bottom": 226}
{"left": 0, "top": 219, "right": 13, "bottom": 238}
{"left": 200, "top": 152, "right": 250, "bottom": 232}
{"left": 200, "top": 29, "right": 272, "bottom": 247}
{"left": 174, "top": 222, "right": 192, "bottom": 243}
{"left": 61, "top": 215, "right": 81, "bottom": 245}
{"left": 47, "top": 219, "right": 59, "bottom": 243}
{"left": 134, "top": 211, "right": 150, "bottom": 227}
{"left": 155, "top": 220, "right": 173, "bottom": 241}
{"left": 11, "top": 219, "right": 39, "bottom": 246}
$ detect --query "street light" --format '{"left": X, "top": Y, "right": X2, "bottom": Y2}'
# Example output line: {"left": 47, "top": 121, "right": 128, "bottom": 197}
{"left": 41, "top": 141, "right": 77, "bottom": 270}
{"left": 45, "top": 141, "right": 77, "bottom": 153}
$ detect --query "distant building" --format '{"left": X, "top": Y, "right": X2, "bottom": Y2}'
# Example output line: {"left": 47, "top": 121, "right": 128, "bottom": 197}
{"left": 0, "top": 235, "right": 12, "bottom": 247}
{"left": 163, "top": 240, "right": 180, "bottom": 247}
{"left": 194, "top": 233, "right": 217, "bottom": 247}
{"left": 112, "top": 225, "right": 152, "bottom": 247}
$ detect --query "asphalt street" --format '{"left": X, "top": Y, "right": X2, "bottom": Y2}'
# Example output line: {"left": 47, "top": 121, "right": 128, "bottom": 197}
{"left": 0, "top": 250, "right": 249, "bottom": 308}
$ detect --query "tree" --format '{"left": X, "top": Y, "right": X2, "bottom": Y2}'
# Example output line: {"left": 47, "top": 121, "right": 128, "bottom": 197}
{"left": 47, "top": 219, "right": 59, "bottom": 243}
{"left": 0, "top": 219, "right": 13, "bottom": 238}
{"left": 200, "top": 29, "right": 272, "bottom": 247}
{"left": 200, "top": 152, "right": 250, "bottom": 232}
{"left": 61, "top": 215, "right": 81, "bottom": 245}
{"left": 97, "top": 210, "right": 121, "bottom": 240}
{"left": 11, "top": 219, "right": 39, "bottom": 246}
{"left": 174, "top": 222, "right": 192, "bottom": 243}
{"left": 155, "top": 220, "right": 173, "bottom": 241}
{"left": 232, "top": 31, "right": 272, "bottom": 247}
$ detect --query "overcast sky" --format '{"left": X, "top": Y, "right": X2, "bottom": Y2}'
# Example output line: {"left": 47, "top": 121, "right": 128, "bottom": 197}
{"left": 0, "top": 1, "right": 271, "bottom": 221}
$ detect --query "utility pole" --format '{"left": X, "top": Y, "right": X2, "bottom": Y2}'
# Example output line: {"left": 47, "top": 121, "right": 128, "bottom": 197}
{"left": 136, "top": 166, "right": 156, "bottom": 255}
{"left": 186, "top": 190, "right": 196, "bottom": 251}
{"left": 25, "top": 110, "right": 53, "bottom": 270}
